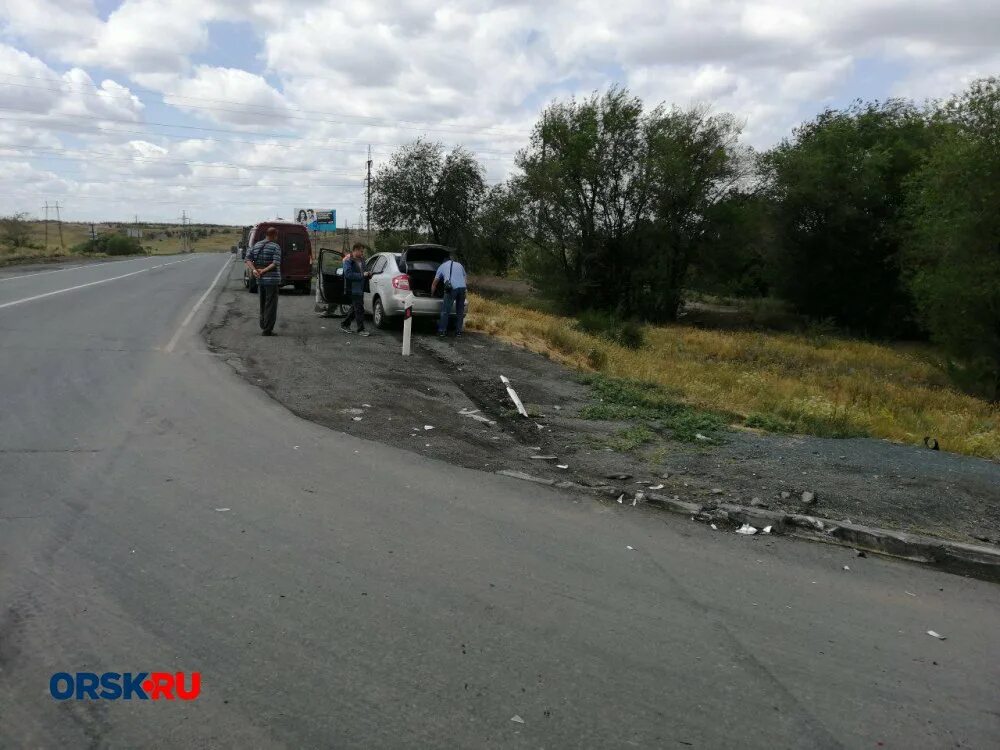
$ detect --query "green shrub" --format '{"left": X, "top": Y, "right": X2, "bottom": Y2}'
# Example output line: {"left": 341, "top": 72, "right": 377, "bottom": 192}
{"left": 72, "top": 234, "right": 144, "bottom": 256}
{"left": 574, "top": 310, "right": 646, "bottom": 349}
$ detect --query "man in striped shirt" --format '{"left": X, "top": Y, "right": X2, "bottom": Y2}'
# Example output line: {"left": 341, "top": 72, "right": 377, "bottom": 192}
{"left": 245, "top": 227, "right": 282, "bottom": 336}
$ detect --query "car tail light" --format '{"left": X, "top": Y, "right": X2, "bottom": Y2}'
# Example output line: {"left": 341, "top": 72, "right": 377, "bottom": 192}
{"left": 392, "top": 274, "right": 410, "bottom": 290}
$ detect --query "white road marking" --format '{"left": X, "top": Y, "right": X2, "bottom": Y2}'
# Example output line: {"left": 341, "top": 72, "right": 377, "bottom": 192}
{"left": 164, "top": 256, "right": 232, "bottom": 353}
{"left": 0, "top": 256, "right": 153, "bottom": 283}
{"left": 0, "top": 256, "right": 197, "bottom": 311}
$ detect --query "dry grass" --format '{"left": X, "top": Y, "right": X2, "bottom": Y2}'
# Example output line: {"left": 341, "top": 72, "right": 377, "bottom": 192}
{"left": 466, "top": 294, "right": 1000, "bottom": 460}
{"left": 1, "top": 222, "right": 240, "bottom": 264}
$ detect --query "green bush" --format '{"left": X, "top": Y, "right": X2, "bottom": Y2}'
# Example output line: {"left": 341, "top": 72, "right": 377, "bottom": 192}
{"left": 72, "top": 234, "right": 144, "bottom": 256}
{"left": 574, "top": 310, "right": 646, "bottom": 349}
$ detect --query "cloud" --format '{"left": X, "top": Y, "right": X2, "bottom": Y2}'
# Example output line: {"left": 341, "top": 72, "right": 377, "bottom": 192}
{"left": 0, "top": 0, "right": 997, "bottom": 222}
{"left": 0, "top": 44, "right": 143, "bottom": 122}
{"left": 158, "top": 66, "right": 291, "bottom": 127}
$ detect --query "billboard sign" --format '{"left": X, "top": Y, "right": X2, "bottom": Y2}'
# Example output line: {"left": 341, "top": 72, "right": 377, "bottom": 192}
{"left": 294, "top": 208, "right": 337, "bottom": 233}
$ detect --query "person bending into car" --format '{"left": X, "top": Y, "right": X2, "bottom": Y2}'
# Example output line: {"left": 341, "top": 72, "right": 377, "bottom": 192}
{"left": 245, "top": 227, "right": 282, "bottom": 336}
{"left": 340, "top": 243, "right": 371, "bottom": 337}
{"left": 431, "top": 256, "right": 468, "bottom": 338}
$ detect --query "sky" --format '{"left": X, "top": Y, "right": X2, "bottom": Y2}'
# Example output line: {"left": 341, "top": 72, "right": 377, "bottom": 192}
{"left": 0, "top": 0, "right": 996, "bottom": 225}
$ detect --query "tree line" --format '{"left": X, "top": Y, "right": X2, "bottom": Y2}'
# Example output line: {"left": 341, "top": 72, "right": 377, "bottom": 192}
{"left": 372, "top": 78, "right": 1000, "bottom": 399}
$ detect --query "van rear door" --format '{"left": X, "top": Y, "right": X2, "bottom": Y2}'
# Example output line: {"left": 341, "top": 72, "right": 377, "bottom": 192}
{"left": 279, "top": 226, "right": 311, "bottom": 282}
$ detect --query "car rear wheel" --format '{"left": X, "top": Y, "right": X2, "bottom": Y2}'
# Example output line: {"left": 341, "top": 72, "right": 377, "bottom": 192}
{"left": 373, "top": 296, "right": 390, "bottom": 329}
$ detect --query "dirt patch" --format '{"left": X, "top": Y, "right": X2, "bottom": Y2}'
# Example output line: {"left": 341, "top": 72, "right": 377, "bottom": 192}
{"left": 204, "top": 267, "right": 1000, "bottom": 546}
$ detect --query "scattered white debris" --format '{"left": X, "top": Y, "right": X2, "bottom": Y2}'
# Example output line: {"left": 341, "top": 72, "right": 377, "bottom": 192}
{"left": 556, "top": 464, "right": 569, "bottom": 470}
{"left": 763, "top": 526, "right": 773, "bottom": 534}
{"left": 736, "top": 523, "right": 758, "bottom": 535}
{"left": 363, "top": 403, "right": 372, "bottom": 408}
{"left": 293, "top": 445, "right": 299, "bottom": 450}
{"left": 626, "top": 545, "right": 634, "bottom": 550}
{"left": 510, "top": 715, "right": 525, "bottom": 724}
{"left": 843, "top": 565, "right": 850, "bottom": 571}
{"left": 616, "top": 494, "right": 624, "bottom": 504}
{"left": 926, "top": 630, "right": 946, "bottom": 640}
{"left": 633, "top": 492, "right": 644, "bottom": 506}
{"left": 500, "top": 375, "right": 529, "bottom": 417}
{"left": 353, "top": 416, "right": 363, "bottom": 422}
{"left": 905, "top": 591, "right": 917, "bottom": 597}
{"left": 695, "top": 433, "right": 710, "bottom": 441}
{"left": 424, "top": 425, "right": 434, "bottom": 431}
{"left": 215, "top": 508, "right": 230, "bottom": 512}
{"left": 710, "top": 524, "right": 718, "bottom": 530}
{"left": 425, "top": 443, "right": 431, "bottom": 447}
{"left": 530, "top": 455, "right": 557, "bottom": 460}
{"left": 553, "top": 405, "right": 562, "bottom": 410}
{"left": 649, "top": 484, "right": 664, "bottom": 490}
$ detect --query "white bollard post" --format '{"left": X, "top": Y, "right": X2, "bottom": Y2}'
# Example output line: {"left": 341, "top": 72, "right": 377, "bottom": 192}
{"left": 402, "top": 294, "right": 413, "bottom": 356}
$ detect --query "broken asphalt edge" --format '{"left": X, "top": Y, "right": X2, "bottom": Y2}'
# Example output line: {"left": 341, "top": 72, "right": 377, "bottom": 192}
{"left": 496, "top": 469, "right": 1000, "bottom": 584}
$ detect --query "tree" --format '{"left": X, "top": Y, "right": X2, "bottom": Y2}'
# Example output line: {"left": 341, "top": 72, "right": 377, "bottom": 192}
{"left": 371, "top": 139, "right": 486, "bottom": 250}
{"left": 0, "top": 212, "right": 33, "bottom": 249}
{"left": 516, "top": 87, "right": 754, "bottom": 320}
{"left": 636, "top": 107, "right": 756, "bottom": 319}
{"left": 766, "top": 100, "right": 932, "bottom": 336}
{"left": 904, "top": 78, "right": 1000, "bottom": 399}
{"left": 472, "top": 183, "right": 524, "bottom": 275}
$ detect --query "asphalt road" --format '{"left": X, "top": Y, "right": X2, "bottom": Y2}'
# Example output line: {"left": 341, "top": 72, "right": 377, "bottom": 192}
{"left": 1, "top": 253, "right": 998, "bottom": 749}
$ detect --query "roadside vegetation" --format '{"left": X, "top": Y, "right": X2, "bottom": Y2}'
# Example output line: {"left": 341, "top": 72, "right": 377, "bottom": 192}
{"left": 368, "top": 76, "right": 1000, "bottom": 459}
{"left": 466, "top": 293, "right": 1000, "bottom": 460}
{"left": 0, "top": 219, "right": 241, "bottom": 264}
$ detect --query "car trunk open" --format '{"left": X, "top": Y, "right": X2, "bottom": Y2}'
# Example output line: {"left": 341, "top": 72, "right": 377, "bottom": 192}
{"left": 400, "top": 245, "right": 450, "bottom": 297}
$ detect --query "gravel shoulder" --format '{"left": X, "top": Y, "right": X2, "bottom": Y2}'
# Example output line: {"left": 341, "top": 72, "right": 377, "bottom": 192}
{"left": 205, "top": 266, "right": 1000, "bottom": 546}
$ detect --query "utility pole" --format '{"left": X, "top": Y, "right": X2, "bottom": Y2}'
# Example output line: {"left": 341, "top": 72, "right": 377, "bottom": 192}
{"left": 43, "top": 201, "right": 49, "bottom": 249}
{"left": 366, "top": 144, "right": 373, "bottom": 248}
{"left": 54, "top": 201, "right": 64, "bottom": 248}
{"left": 179, "top": 210, "right": 189, "bottom": 253}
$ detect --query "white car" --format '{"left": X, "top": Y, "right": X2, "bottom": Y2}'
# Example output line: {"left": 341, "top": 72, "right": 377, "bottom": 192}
{"left": 362, "top": 244, "right": 465, "bottom": 329}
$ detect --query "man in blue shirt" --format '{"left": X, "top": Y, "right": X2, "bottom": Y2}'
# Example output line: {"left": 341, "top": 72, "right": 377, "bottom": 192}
{"left": 431, "top": 257, "right": 468, "bottom": 338}
{"left": 245, "top": 227, "right": 282, "bottom": 336}
{"left": 339, "top": 243, "right": 371, "bottom": 337}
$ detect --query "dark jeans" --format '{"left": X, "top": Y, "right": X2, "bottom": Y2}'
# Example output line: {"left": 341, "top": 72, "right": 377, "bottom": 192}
{"left": 258, "top": 284, "right": 279, "bottom": 333}
{"left": 341, "top": 294, "right": 366, "bottom": 331}
{"left": 438, "top": 287, "right": 467, "bottom": 334}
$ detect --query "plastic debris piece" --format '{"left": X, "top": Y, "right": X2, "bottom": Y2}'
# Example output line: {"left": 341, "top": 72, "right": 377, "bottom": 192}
{"left": 424, "top": 425, "right": 434, "bottom": 430}
{"left": 293, "top": 445, "right": 300, "bottom": 450}
{"left": 510, "top": 715, "right": 525, "bottom": 724}
{"left": 353, "top": 416, "right": 363, "bottom": 422}
{"left": 626, "top": 545, "right": 634, "bottom": 550}
{"left": 926, "top": 630, "right": 946, "bottom": 640}
{"left": 500, "top": 375, "right": 529, "bottom": 417}
{"left": 762, "top": 526, "right": 773, "bottom": 534}
{"left": 530, "top": 455, "right": 557, "bottom": 460}
{"left": 710, "top": 524, "right": 718, "bottom": 530}
{"left": 616, "top": 494, "right": 624, "bottom": 504}
{"left": 843, "top": 565, "right": 850, "bottom": 571}
{"left": 736, "top": 523, "right": 758, "bottom": 535}
{"left": 905, "top": 591, "right": 917, "bottom": 597}
{"left": 649, "top": 484, "right": 665, "bottom": 490}
{"left": 633, "top": 491, "right": 644, "bottom": 506}
{"left": 215, "top": 508, "right": 230, "bottom": 512}
{"left": 695, "top": 433, "right": 710, "bottom": 441}
{"left": 362, "top": 403, "right": 372, "bottom": 408}
{"left": 556, "top": 464, "right": 569, "bottom": 469}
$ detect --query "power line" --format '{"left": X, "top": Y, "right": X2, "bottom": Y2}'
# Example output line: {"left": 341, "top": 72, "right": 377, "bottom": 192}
{"left": 0, "top": 144, "right": 368, "bottom": 175}
{"left": 0, "top": 104, "right": 522, "bottom": 158}
{"left": 0, "top": 75, "right": 531, "bottom": 138}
